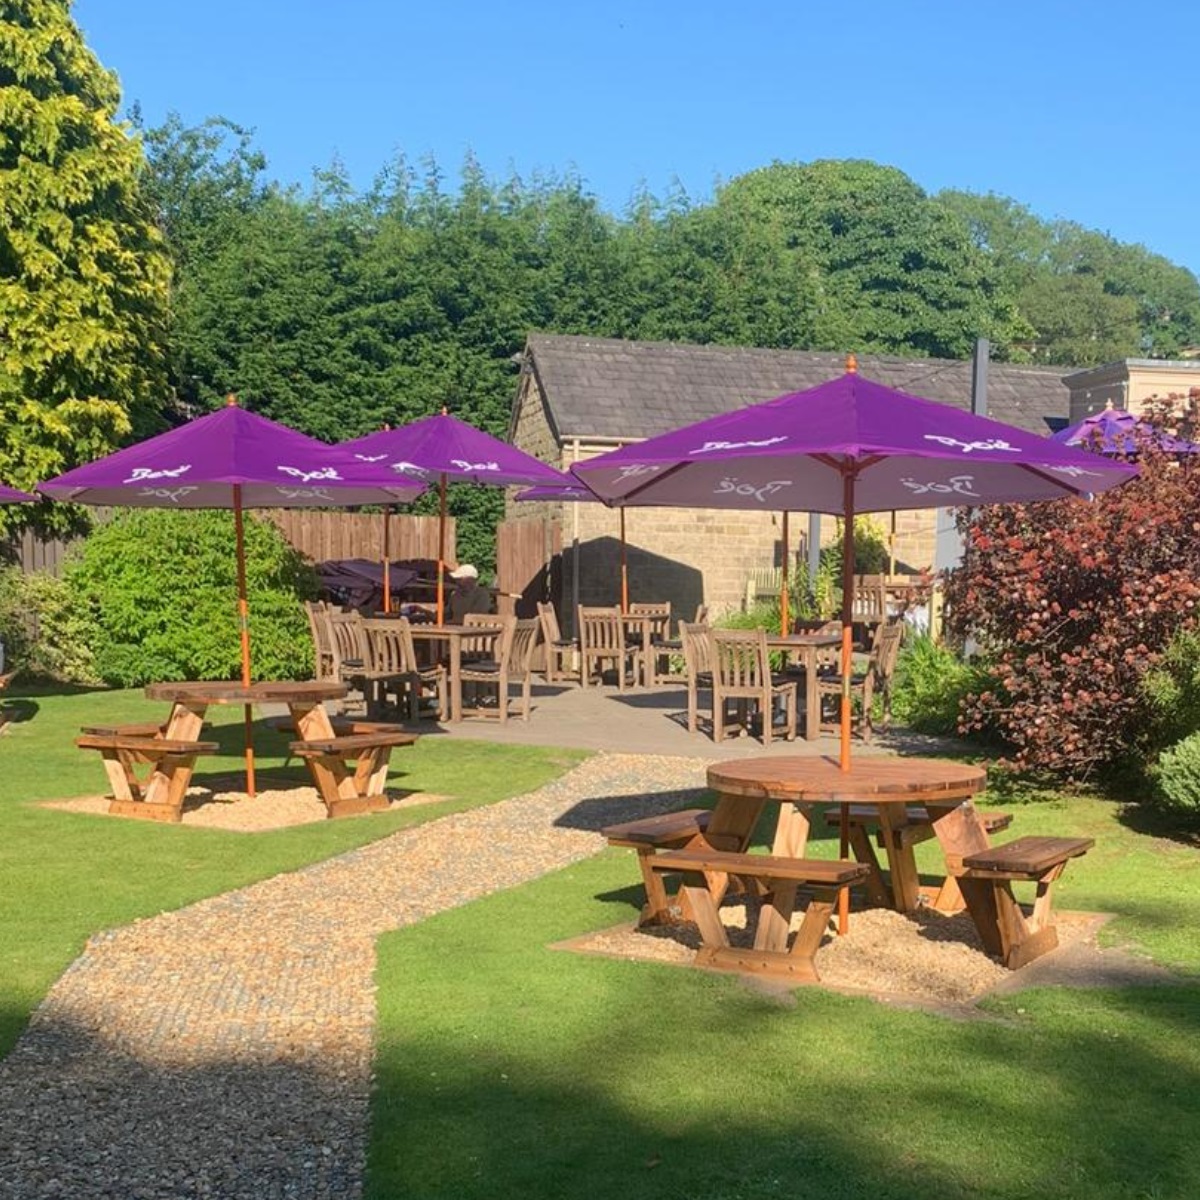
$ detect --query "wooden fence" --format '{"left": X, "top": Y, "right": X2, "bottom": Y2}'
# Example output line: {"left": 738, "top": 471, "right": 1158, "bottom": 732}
{"left": 1, "top": 509, "right": 453, "bottom": 577}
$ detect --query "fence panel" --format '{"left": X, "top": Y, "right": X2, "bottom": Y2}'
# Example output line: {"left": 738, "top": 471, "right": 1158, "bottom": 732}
{"left": 3, "top": 509, "right": 452, "bottom": 576}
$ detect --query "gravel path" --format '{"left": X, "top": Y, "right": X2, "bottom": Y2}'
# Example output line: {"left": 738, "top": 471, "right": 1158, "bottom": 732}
{"left": 0, "top": 753, "right": 709, "bottom": 1200}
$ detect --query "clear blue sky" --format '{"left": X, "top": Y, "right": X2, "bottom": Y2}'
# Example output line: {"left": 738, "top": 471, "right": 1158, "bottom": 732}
{"left": 74, "top": 0, "right": 1200, "bottom": 276}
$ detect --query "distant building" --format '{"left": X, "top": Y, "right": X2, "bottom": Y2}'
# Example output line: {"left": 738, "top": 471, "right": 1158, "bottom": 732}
{"left": 506, "top": 334, "right": 1174, "bottom": 621}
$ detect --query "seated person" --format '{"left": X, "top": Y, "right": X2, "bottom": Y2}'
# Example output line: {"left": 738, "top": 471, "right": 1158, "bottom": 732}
{"left": 447, "top": 563, "right": 493, "bottom": 623}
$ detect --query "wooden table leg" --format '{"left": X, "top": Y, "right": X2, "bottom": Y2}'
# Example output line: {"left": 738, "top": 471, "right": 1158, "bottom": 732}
{"left": 449, "top": 637, "right": 463, "bottom": 722}
{"left": 141, "top": 702, "right": 206, "bottom": 807}
{"left": 803, "top": 649, "right": 821, "bottom": 740}
{"left": 877, "top": 805, "right": 923, "bottom": 912}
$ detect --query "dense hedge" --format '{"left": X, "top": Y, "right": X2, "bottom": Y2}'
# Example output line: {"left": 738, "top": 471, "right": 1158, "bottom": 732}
{"left": 62, "top": 509, "right": 318, "bottom": 686}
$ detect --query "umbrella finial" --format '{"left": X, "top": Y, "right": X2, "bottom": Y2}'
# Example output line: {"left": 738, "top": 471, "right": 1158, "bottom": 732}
{"left": 441, "top": 404, "right": 449, "bottom": 416}
{"left": 225, "top": 392, "right": 238, "bottom": 408}
{"left": 1105, "top": 398, "right": 1115, "bottom": 410}
{"left": 845, "top": 353, "right": 858, "bottom": 374}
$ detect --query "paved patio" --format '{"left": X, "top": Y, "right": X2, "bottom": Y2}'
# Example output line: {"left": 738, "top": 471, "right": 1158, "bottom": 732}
{"left": 396, "top": 678, "right": 959, "bottom": 759}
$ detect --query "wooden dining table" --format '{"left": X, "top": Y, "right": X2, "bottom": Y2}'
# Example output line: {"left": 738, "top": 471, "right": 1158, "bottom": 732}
{"left": 406, "top": 623, "right": 504, "bottom": 722}
{"left": 763, "top": 631, "right": 841, "bottom": 740}
{"left": 705, "top": 755, "right": 989, "bottom": 913}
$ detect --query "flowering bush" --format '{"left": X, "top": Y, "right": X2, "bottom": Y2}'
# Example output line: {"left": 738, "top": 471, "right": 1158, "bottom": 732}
{"left": 944, "top": 393, "right": 1200, "bottom": 780}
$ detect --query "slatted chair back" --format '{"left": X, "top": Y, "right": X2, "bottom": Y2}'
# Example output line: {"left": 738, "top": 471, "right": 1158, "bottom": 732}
{"left": 712, "top": 628, "right": 771, "bottom": 697}
{"left": 851, "top": 574, "right": 888, "bottom": 624}
{"left": 462, "top": 610, "right": 514, "bottom": 662}
{"left": 305, "top": 601, "right": 336, "bottom": 681}
{"left": 578, "top": 606, "right": 626, "bottom": 655}
{"left": 693, "top": 603, "right": 710, "bottom": 625}
{"left": 872, "top": 620, "right": 906, "bottom": 686}
{"left": 537, "top": 600, "right": 564, "bottom": 645}
{"left": 328, "top": 610, "right": 369, "bottom": 673}
{"left": 537, "top": 600, "right": 577, "bottom": 682}
{"left": 680, "top": 622, "right": 712, "bottom": 680}
{"left": 361, "top": 619, "right": 406, "bottom": 675}
{"left": 680, "top": 621, "right": 713, "bottom": 734}
{"left": 508, "top": 617, "right": 543, "bottom": 678}
{"left": 710, "top": 627, "right": 795, "bottom": 744}
{"left": 577, "top": 605, "right": 639, "bottom": 690}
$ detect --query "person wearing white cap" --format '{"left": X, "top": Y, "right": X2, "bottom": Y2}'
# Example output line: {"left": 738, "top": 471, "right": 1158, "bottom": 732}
{"left": 447, "top": 563, "right": 492, "bottom": 623}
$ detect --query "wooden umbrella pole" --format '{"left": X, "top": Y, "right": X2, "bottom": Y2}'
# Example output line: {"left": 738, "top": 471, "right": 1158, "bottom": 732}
{"left": 837, "top": 465, "right": 857, "bottom": 934}
{"left": 382, "top": 505, "right": 392, "bottom": 613}
{"left": 780, "top": 511, "right": 790, "bottom": 636}
{"left": 233, "top": 482, "right": 256, "bottom": 799}
{"left": 620, "top": 507, "right": 628, "bottom": 613}
{"left": 436, "top": 473, "right": 447, "bottom": 624}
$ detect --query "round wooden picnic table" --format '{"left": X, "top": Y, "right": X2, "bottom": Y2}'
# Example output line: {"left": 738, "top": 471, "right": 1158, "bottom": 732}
{"left": 705, "top": 755, "right": 988, "bottom": 915}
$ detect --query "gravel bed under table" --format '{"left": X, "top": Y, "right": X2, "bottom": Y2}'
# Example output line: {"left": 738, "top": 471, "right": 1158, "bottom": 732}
{"left": 0, "top": 753, "right": 708, "bottom": 1200}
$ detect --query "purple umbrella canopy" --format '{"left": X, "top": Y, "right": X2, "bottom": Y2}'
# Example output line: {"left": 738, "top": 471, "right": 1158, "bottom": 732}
{"left": 37, "top": 400, "right": 426, "bottom": 798}
{"left": 572, "top": 370, "right": 1137, "bottom": 513}
{"left": 341, "top": 413, "right": 569, "bottom": 487}
{"left": 572, "top": 365, "right": 1138, "bottom": 768}
{"left": 0, "top": 484, "right": 35, "bottom": 503}
{"left": 39, "top": 403, "right": 426, "bottom": 507}
{"left": 1051, "top": 406, "right": 1200, "bottom": 456}
{"left": 341, "top": 413, "right": 570, "bottom": 619}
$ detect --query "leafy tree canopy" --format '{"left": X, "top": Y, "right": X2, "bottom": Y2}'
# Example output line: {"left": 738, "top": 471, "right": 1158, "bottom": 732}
{"left": 0, "top": 0, "right": 170, "bottom": 531}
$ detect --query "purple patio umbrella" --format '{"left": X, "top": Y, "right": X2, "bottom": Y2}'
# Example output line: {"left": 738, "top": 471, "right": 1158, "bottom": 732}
{"left": 1051, "top": 403, "right": 1200, "bottom": 456}
{"left": 39, "top": 396, "right": 426, "bottom": 795}
{"left": 573, "top": 357, "right": 1138, "bottom": 770}
{"left": 341, "top": 413, "right": 570, "bottom": 622}
{"left": 0, "top": 484, "right": 35, "bottom": 502}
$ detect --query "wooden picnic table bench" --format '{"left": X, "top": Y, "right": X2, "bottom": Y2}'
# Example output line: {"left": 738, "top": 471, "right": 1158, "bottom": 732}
{"left": 75, "top": 732, "right": 219, "bottom": 823}
{"left": 956, "top": 835, "right": 1095, "bottom": 968}
{"left": 647, "top": 849, "right": 869, "bottom": 982}
{"left": 822, "top": 803, "right": 1013, "bottom": 911}
{"left": 602, "top": 808, "right": 713, "bottom": 926}
{"left": 289, "top": 727, "right": 418, "bottom": 818}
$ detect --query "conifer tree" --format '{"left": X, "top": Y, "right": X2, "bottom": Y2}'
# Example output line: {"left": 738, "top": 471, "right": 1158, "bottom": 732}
{"left": 0, "top": 0, "right": 169, "bottom": 525}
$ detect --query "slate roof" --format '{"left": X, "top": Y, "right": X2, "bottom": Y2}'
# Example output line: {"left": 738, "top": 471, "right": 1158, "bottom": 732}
{"left": 520, "top": 333, "right": 1072, "bottom": 442}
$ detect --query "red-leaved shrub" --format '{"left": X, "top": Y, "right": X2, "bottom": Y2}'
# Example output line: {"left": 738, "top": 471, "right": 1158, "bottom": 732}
{"left": 944, "top": 393, "right": 1200, "bottom": 780}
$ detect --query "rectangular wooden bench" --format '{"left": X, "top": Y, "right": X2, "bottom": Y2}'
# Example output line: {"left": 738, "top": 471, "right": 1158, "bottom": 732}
{"left": 289, "top": 728, "right": 418, "bottom": 818}
{"left": 602, "top": 809, "right": 712, "bottom": 926}
{"left": 75, "top": 732, "right": 219, "bottom": 823}
{"left": 823, "top": 803, "right": 1013, "bottom": 912}
{"left": 956, "top": 835, "right": 1095, "bottom": 969}
{"left": 647, "top": 849, "right": 870, "bottom": 983}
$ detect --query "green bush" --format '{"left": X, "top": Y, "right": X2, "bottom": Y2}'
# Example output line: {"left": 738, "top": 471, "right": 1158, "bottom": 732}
{"left": 1139, "top": 627, "right": 1200, "bottom": 754}
{"left": 0, "top": 567, "right": 99, "bottom": 682}
{"left": 62, "top": 510, "right": 319, "bottom": 686}
{"left": 1152, "top": 732, "right": 1200, "bottom": 817}
{"left": 891, "top": 634, "right": 989, "bottom": 737}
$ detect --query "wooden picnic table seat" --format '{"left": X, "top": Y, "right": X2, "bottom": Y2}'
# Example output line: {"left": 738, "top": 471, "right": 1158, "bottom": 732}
{"left": 821, "top": 803, "right": 1014, "bottom": 912}
{"left": 824, "top": 803, "right": 1013, "bottom": 847}
{"left": 647, "top": 849, "right": 869, "bottom": 983}
{"left": 289, "top": 727, "right": 418, "bottom": 819}
{"left": 79, "top": 720, "right": 171, "bottom": 738}
{"left": 75, "top": 732, "right": 219, "bottom": 823}
{"left": 956, "top": 835, "right": 1095, "bottom": 969}
{"left": 603, "top": 808, "right": 712, "bottom": 926}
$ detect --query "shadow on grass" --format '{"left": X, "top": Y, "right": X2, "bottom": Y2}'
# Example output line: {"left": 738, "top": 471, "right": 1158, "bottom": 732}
{"left": 0, "top": 697, "right": 39, "bottom": 725}
{"left": 1114, "top": 800, "right": 1200, "bottom": 848}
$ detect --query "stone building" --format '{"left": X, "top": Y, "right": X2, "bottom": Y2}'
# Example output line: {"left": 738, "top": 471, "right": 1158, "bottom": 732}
{"left": 505, "top": 334, "right": 1191, "bottom": 623}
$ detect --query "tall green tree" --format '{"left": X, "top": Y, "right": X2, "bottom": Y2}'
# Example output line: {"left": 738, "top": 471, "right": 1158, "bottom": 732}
{"left": 939, "top": 190, "right": 1200, "bottom": 364}
{"left": 0, "top": 0, "right": 170, "bottom": 527}
{"left": 707, "top": 161, "right": 1025, "bottom": 359}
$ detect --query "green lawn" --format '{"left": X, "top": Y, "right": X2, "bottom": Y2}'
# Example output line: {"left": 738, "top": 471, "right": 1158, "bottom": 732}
{"left": 5, "top": 683, "right": 1200, "bottom": 1198}
{"left": 368, "top": 790, "right": 1200, "bottom": 1199}
{"left": 0, "top": 683, "right": 588, "bottom": 1055}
